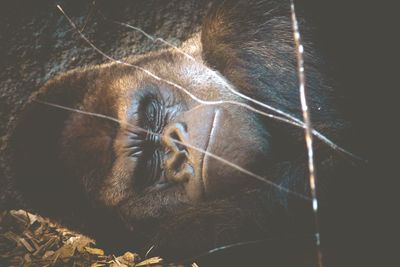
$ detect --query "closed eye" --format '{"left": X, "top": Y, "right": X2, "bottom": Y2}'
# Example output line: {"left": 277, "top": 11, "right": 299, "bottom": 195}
{"left": 137, "top": 92, "right": 165, "bottom": 133}
{"left": 129, "top": 96, "right": 167, "bottom": 188}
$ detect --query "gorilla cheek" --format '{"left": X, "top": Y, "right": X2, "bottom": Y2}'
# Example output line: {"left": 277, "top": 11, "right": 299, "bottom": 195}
{"left": 201, "top": 109, "right": 270, "bottom": 197}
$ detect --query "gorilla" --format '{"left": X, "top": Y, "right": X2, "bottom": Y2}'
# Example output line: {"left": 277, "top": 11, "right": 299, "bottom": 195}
{"left": 1, "top": 0, "right": 377, "bottom": 266}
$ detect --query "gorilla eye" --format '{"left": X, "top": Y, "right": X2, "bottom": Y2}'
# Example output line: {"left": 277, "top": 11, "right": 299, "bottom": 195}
{"left": 139, "top": 96, "right": 165, "bottom": 133}
{"left": 134, "top": 144, "right": 164, "bottom": 188}
{"left": 146, "top": 100, "right": 162, "bottom": 130}
{"left": 144, "top": 149, "right": 164, "bottom": 185}
{"left": 132, "top": 95, "right": 167, "bottom": 187}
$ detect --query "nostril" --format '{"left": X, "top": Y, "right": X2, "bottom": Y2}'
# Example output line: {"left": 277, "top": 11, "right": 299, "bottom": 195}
{"left": 164, "top": 150, "right": 191, "bottom": 183}
{"left": 165, "top": 150, "right": 186, "bottom": 172}
{"left": 162, "top": 122, "right": 188, "bottom": 153}
{"left": 169, "top": 130, "right": 186, "bottom": 152}
{"left": 162, "top": 122, "right": 192, "bottom": 182}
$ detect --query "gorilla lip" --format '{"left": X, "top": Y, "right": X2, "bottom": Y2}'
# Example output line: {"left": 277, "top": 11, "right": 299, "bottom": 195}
{"left": 201, "top": 109, "right": 221, "bottom": 194}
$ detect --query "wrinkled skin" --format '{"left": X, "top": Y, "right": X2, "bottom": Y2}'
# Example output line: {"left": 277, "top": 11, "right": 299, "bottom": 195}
{"left": 3, "top": 0, "right": 376, "bottom": 266}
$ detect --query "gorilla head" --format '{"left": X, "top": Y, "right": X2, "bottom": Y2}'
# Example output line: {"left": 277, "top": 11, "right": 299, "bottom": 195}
{"left": 8, "top": 0, "right": 352, "bottom": 265}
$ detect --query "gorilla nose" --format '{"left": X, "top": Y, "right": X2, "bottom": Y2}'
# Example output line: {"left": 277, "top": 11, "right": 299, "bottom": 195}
{"left": 162, "top": 106, "right": 218, "bottom": 201}
{"left": 162, "top": 122, "right": 194, "bottom": 183}
{"left": 162, "top": 106, "right": 268, "bottom": 201}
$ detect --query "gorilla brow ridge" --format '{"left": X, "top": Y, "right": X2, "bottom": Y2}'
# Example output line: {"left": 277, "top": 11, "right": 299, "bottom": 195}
{"left": 56, "top": 5, "right": 363, "bottom": 162}
{"left": 35, "top": 99, "right": 311, "bottom": 202}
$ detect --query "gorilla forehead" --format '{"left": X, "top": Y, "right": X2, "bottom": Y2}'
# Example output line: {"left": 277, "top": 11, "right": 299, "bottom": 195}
{"left": 112, "top": 37, "right": 241, "bottom": 105}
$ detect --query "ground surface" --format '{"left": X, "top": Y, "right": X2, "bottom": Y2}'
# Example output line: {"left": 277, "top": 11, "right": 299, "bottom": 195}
{"left": 0, "top": 210, "right": 191, "bottom": 266}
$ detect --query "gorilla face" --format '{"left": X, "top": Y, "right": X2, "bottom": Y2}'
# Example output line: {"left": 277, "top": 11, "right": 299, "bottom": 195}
{"left": 8, "top": 0, "right": 349, "bottom": 263}
{"left": 57, "top": 41, "right": 270, "bottom": 220}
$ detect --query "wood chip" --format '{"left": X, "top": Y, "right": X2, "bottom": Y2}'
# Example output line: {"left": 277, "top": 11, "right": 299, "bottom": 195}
{"left": 84, "top": 246, "right": 105, "bottom": 256}
{"left": 19, "top": 237, "right": 35, "bottom": 252}
{"left": 1, "top": 210, "right": 190, "bottom": 266}
{"left": 136, "top": 257, "right": 164, "bottom": 266}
